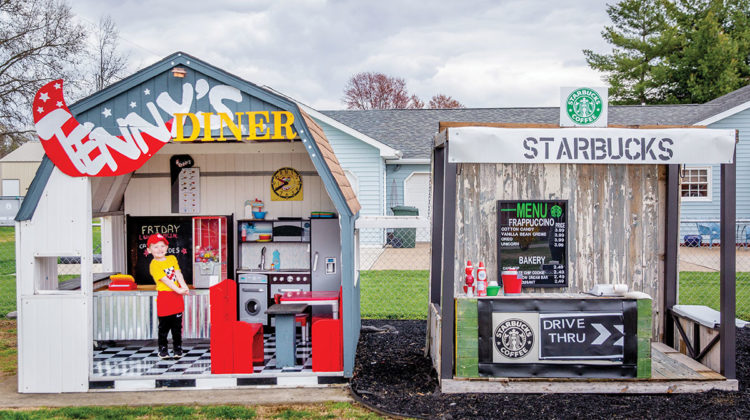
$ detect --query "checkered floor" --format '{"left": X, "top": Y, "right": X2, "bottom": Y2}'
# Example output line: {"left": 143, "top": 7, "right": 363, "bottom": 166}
{"left": 92, "top": 334, "right": 312, "bottom": 377}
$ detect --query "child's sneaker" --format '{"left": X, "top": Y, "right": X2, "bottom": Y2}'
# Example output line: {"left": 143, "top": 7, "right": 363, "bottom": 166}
{"left": 173, "top": 347, "right": 184, "bottom": 359}
{"left": 158, "top": 348, "right": 170, "bottom": 359}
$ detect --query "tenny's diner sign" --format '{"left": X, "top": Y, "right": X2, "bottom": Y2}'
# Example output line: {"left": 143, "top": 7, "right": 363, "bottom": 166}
{"left": 448, "top": 126, "right": 736, "bottom": 165}
{"left": 32, "top": 79, "right": 298, "bottom": 177}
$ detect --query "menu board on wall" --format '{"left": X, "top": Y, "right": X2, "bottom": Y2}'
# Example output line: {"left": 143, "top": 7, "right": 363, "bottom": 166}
{"left": 496, "top": 200, "right": 568, "bottom": 288}
{"left": 126, "top": 216, "right": 194, "bottom": 285}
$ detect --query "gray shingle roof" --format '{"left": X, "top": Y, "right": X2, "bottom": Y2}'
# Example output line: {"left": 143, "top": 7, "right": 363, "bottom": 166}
{"left": 321, "top": 104, "right": 711, "bottom": 159}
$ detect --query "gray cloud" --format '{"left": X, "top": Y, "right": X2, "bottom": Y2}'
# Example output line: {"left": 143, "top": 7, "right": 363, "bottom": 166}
{"left": 71, "top": 0, "right": 611, "bottom": 108}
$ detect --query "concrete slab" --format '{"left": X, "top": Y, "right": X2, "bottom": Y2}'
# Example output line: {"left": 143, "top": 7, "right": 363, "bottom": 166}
{"left": 0, "top": 376, "right": 351, "bottom": 409}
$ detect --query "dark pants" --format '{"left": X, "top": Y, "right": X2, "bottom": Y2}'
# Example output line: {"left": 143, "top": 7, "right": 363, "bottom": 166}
{"left": 158, "top": 313, "right": 183, "bottom": 351}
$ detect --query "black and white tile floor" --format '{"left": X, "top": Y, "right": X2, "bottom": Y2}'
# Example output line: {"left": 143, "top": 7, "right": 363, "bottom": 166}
{"left": 92, "top": 334, "right": 312, "bottom": 377}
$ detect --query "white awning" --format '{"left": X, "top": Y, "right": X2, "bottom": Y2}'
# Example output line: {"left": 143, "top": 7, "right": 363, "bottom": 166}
{"left": 448, "top": 127, "right": 736, "bottom": 164}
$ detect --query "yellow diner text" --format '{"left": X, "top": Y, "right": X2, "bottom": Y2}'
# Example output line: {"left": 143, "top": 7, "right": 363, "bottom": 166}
{"left": 173, "top": 111, "right": 298, "bottom": 141}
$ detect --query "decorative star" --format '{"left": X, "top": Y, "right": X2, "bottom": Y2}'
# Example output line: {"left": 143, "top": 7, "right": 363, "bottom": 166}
{"left": 39, "top": 92, "right": 49, "bottom": 102}
{"left": 56, "top": 101, "right": 63, "bottom": 107}
{"left": 144, "top": 88, "right": 150, "bottom": 95}
{"left": 53, "top": 82, "right": 61, "bottom": 89}
{"left": 143, "top": 249, "right": 149, "bottom": 257}
{"left": 36, "top": 106, "right": 44, "bottom": 114}
{"left": 181, "top": 248, "right": 188, "bottom": 254}
{"left": 102, "top": 107, "right": 112, "bottom": 117}
{"left": 129, "top": 101, "right": 136, "bottom": 108}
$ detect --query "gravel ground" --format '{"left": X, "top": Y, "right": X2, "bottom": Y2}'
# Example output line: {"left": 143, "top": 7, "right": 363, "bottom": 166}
{"left": 351, "top": 320, "right": 750, "bottom": 419}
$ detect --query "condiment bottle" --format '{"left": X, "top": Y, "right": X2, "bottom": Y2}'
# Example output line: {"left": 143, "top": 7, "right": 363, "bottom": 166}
{"left": 476, "top": 261, "right": 487, "bottom": 296}
{"left": 464, "top": 260, "right": 474, "bottom": 297}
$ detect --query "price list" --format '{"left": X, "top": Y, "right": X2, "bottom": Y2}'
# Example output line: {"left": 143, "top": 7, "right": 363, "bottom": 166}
{"left": 496, "top": 200, "right": 568, "bottom": 288}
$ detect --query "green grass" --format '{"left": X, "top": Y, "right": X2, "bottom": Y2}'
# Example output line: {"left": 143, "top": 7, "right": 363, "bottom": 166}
{"left": 0, "top": 401, "right": 382, "bottom": 419}
{"left": 679, "top": 271, "right": 750, "bottom": 320}
{"left": 359, "top": 270, "right": 429, "bottom": 319}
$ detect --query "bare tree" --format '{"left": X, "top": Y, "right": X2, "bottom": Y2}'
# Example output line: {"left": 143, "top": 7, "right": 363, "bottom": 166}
{"left": 343, "top": 72, "right": 424, "bottom": 109}
{"left": 0, "top": 0, "right": 86, "bottom": 155}
{"left": 88, "top": 15, "right": 128, "bottom": 92}
{"left": 429, "top": 94, "right": 464, "bottom": 109}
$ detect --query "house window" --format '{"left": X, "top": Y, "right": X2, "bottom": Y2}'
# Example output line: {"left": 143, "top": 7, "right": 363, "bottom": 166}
{"left": 1, "top": 179, "right": 19, "bottom": 196}
{"left": 681, "top": 167, "right": 711, "bottom": 201}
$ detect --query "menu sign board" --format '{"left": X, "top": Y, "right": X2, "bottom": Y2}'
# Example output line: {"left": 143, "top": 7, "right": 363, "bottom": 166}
{"left": 497, "top": 200, "right": 567, "bottom": 287}
{"left": 126, "top": 216, "right": 194, "bottom": 285}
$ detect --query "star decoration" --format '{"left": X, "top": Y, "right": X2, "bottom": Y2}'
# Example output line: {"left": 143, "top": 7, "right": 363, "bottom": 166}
{"left": 36, "top": 106, "right": 44, "bottom": 114}
{"left": 102, "top": 107, "right": 112, "bottom": 117}
{"left": 56, "top": 101, "right": 63, "bottom": 107}
{"left": 53, "top": 82, "right": 61, "bottom": 89}
{"left": 144, "top": 88, "right": 150, "bottom": 95}
{"left": 39, "top": 92, "right": 49, "bottom": 102}
{"left": 143, "top": 249, "right": 149, "bottom": 257}
{"left": 129, "top": 101, "right": 136, "bottom": 108}
{"left": 181, "top": 248, "right": 188, "bottom": 254}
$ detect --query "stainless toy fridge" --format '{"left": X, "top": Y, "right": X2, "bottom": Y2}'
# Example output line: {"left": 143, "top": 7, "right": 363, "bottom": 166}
{"left": 310, "top": 218, "right": 341, "bottom": 292}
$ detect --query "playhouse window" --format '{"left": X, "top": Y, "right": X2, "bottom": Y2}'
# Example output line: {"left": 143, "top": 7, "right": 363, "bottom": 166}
{"left": 681, "top": 167, "right": 711, "bottom": 201}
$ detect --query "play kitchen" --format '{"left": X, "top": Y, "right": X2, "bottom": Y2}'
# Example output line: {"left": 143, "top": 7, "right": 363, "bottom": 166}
{"left": 237, "top": 216, "right": 341, "bottom": 326}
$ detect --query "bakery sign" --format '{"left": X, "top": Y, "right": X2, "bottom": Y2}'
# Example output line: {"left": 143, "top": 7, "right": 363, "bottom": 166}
{"left": 32, "top": 79, "right": 298, "bottom": 177}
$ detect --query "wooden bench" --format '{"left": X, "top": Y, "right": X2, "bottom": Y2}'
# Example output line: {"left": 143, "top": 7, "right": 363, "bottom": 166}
{"left": 669, "top": 305, "right": 748, "bottom": 372}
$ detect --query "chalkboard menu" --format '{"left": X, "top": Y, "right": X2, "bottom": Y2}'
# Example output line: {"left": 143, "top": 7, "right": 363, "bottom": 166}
{"left": 496, "top": 200, "right": 567, "bottom": 288}
{"left": 126, "top": 216, "right": 194, "bottom": 285}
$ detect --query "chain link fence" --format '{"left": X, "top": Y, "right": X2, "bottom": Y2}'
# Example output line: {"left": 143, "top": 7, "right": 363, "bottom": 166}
{"left": 0, "top": 220, "right": 102, "bottom": 316}
{"left": 678, "top": 219, "right": 750, "bottom": 321}
{"left": 357, "top": 224, "right": 430, "bottom": 320}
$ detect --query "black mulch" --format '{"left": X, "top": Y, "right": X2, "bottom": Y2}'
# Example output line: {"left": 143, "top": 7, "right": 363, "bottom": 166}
{"left": 351, "top": 320, "right": 750, "bottom": 419}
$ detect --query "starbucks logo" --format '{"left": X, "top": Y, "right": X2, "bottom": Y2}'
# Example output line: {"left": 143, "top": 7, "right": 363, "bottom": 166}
{"left": 494, "top": 319, "right": 534, "bottom": 359}
{"left": 566, "top": 88, "right": 603, "bottom": 125}
{"left": 550, "top": 205, "right": 563, "bottom": 218}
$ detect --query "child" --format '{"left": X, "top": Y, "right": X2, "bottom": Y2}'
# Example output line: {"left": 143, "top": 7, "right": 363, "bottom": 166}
{"left": 147, "top": 233, "right": 189, "bottom": 359}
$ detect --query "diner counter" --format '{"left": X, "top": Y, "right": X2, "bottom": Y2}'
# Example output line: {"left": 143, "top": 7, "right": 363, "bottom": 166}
{"left": 93, "top": 288, "right": 210, "bottom": 341}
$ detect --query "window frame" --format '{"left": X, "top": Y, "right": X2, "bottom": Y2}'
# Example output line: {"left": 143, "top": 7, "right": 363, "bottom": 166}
{"left": 680, "top": 166, "right": 712, "bottom": 202}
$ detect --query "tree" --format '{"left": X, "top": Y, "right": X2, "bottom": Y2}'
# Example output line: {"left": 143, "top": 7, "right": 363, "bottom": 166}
{"left": 0, "top": 0, "right": 86, "bottom": 155}
{"left": 661, "top": 0, "right": 750, "bottom": 103}
{"left": 429, "top": 94, "right": 464, "bottom": 109}
{"left": 88, "top": 15, "right": 128, "bottom": 92}
{"left": 585, "top": 0, "right": 750, "bottom": 105}
{"left": 343, "top": 72, "right": 424, "bottom": 109}
{"left": 583, "top": 0, "right": 675, "bottom": 104}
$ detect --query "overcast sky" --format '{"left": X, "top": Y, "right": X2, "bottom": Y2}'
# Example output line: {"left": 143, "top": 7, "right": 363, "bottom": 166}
{"left": 70, "top": 0, "right": 612, "bottom": 110}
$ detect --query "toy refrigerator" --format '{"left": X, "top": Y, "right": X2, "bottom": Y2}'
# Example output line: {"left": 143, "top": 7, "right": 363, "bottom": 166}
{"left": 193, "top": 216, "right": 228, "bottom": 288}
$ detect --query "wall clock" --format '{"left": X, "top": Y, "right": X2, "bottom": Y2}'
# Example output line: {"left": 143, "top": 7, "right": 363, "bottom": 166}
{"left": 271, "top": 167, "right": 303, "bottom": 201}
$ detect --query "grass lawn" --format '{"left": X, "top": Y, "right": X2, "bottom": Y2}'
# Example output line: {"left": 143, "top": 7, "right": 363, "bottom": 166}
{"left": 679, "top": 271, "right": 750, "bottom": 320}
{"left": 359, "top": 270, "right": 428, "bottom": 319}
{"left": 0, "top": 402, "right": 383, "bottom": 419}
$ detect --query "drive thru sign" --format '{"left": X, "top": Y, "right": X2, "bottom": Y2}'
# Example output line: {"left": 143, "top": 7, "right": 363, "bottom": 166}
{"left": 539, "top": 313, "right": 625, "bottom": 360}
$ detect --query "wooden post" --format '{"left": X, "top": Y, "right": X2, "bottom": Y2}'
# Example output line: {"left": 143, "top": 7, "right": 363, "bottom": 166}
{"left": 720, "top": 148, "right": 736, "bottom": 379}
{"left": 440, "top": 139, "right": 458, "bottom": 380}
{"left": 664, "top": 165, "right": 679, "bottom": 346}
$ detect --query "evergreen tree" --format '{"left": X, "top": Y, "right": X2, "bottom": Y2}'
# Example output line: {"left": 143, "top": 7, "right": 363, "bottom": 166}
{"left": 583, "top": 0, "right": 675, "bottom": 104}
{"left": 662, "top": 0, "right": 750, "bottom": 103}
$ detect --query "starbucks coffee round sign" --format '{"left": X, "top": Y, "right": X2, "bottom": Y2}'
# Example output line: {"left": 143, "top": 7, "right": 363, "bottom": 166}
{"left": 560, "top": 86, "right": 608, "bottom": 127}
{"left": 566, "top": 88, "right": 602, "bottom": 125}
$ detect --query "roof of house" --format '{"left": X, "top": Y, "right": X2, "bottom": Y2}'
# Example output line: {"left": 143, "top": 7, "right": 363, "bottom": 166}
{"left": 0, "top": 141, "right": 44, "bottom": 162}
{"left": 321, "top": 104, "right": 710, "bottom": 159}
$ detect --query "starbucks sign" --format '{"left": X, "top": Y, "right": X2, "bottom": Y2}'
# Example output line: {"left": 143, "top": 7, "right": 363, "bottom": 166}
{"left": 560, "top": 86, "right": 608, "bottom": 127}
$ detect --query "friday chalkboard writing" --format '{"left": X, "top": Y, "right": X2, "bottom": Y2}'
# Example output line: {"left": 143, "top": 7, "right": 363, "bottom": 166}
{"left": 126, "top": 216, "right": 194, "bottom": 285}
{"left": 496, "top": 200, "right": 568, "bottom": 288}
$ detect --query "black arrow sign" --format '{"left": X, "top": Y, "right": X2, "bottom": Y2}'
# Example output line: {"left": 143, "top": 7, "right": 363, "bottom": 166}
{"left": 539, "top": 313, "right": 625, "bottom": 360}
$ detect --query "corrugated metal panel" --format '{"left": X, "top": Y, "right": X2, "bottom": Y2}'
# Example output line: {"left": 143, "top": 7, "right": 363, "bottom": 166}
{"left": 93, "top": 291, "right": 210, "bottom": 340}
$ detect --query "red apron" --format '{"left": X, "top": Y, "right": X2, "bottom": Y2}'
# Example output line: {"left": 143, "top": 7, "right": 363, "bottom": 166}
{"left": 157, "top": 291, "right": 185, "bottom": 317}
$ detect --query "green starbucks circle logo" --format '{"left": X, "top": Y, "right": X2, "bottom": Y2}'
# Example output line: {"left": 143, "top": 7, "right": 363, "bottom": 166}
{"left": 566, "top": 88, "right": 603, "bottom": 125}
{"left": 550, "top": 205, "right": 563, "bottom": 218}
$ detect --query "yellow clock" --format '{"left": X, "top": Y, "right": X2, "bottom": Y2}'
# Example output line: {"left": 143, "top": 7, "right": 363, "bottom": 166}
{"left": 271, "top": 167, "right": 303, "bottom": 201}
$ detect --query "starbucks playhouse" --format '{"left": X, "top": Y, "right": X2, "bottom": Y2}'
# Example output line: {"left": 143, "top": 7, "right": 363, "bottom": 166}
{"left": 425, "top": 86, "right": 741, "bottom": 393}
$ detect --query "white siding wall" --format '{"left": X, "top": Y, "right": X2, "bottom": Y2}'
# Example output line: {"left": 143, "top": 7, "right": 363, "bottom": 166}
{"left": 123, "top": 143, "right": 335, "bottom": 217}
{"left": 16, "top": 168, "right": 92, "bottom": 392}
{"left": 681, "top": 108, "right": 750, "bottom": 238}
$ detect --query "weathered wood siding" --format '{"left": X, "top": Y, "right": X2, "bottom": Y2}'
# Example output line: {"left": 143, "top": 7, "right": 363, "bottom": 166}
{"left": 454, "top": 163, "right": 665, "bottom": 337}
